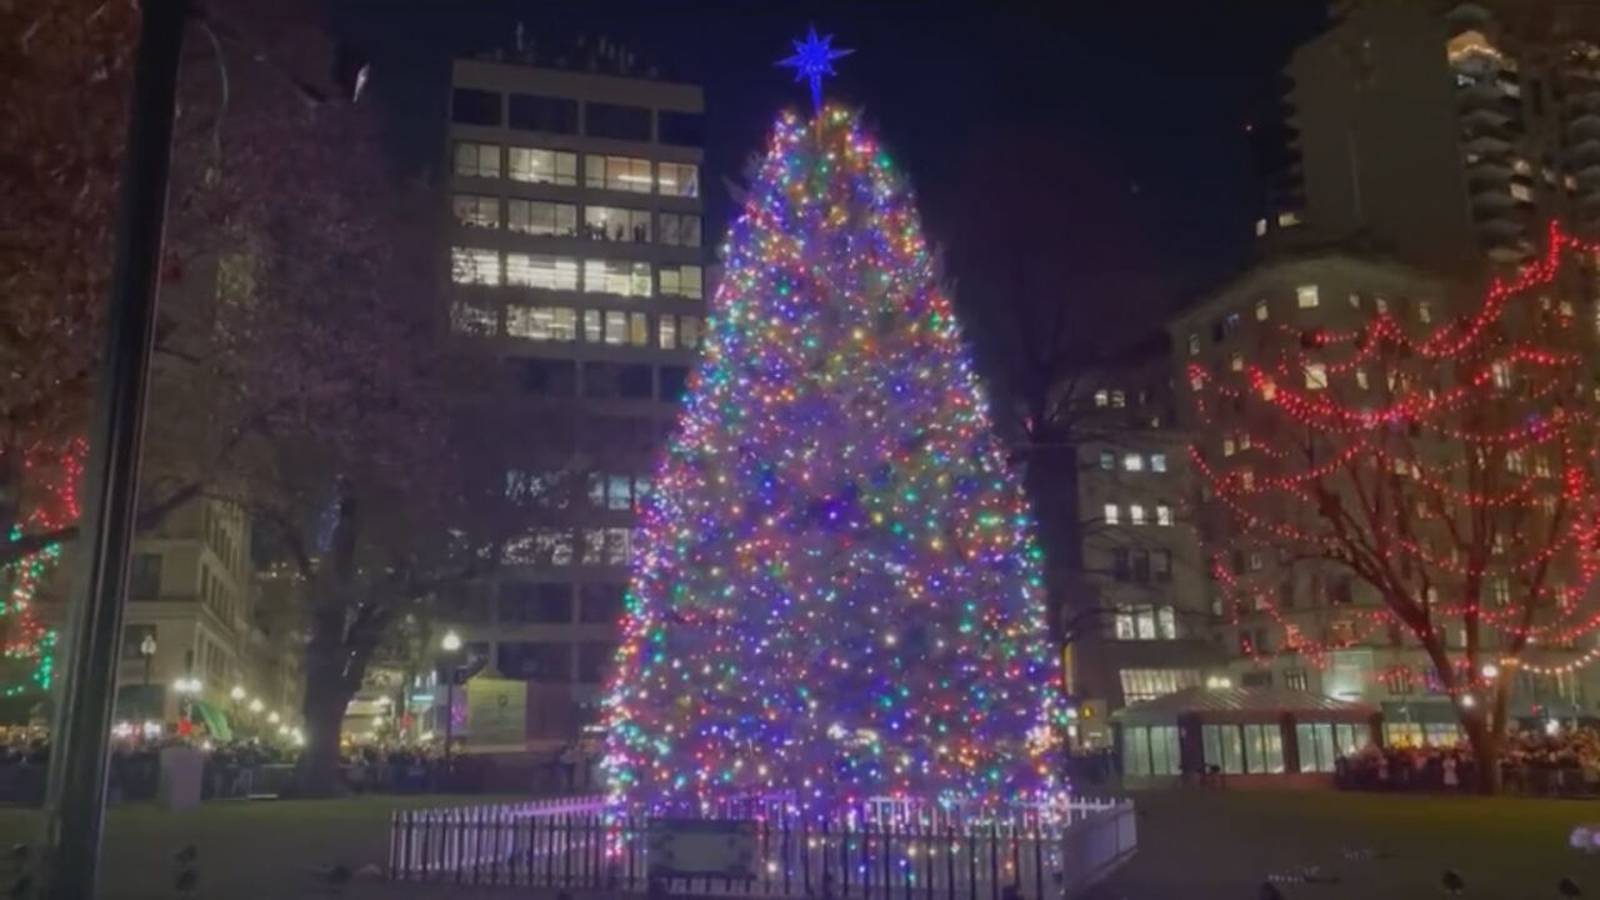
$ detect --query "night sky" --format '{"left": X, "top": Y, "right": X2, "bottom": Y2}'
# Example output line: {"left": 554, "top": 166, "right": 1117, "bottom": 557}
{"left": 333, "top": 1, "right": 1326, "bottom": 373}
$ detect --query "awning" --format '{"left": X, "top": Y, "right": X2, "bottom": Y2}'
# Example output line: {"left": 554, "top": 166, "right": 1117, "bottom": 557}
{"left": 1115, "top": 686, "right": 1377, "bottom": 726}
{"left": 192, "top": 700, "right": 233, "bottom": 741}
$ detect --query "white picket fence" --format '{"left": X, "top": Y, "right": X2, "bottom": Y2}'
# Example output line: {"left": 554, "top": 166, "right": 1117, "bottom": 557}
{"left": 389, "top": 794, "right": 1137, "bottom": 898}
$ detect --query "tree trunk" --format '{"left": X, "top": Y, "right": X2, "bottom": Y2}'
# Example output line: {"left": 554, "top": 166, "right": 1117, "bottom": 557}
{"left": 1461, "top": 714, "right": 1503, "bottom": 794}
{"left": 293, "top": 673, "right": 355, "bottom": 797}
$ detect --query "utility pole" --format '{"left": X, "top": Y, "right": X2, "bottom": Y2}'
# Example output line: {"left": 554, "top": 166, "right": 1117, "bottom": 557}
{"left": 41, "top": 2, "right": 187, "bottom": 897}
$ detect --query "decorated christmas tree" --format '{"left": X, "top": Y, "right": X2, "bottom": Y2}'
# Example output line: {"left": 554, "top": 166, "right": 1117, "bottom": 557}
{"left": 603, "top": 42, "right": 1061, "bottom": 814}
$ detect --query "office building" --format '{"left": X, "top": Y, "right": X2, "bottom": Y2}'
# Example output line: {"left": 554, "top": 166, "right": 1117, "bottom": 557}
{"left": 440, "top": 41, "right": 707, "bottom": 749}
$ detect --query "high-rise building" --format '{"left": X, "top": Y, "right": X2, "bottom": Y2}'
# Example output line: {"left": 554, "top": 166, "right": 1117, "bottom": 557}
{"left": 1051, "top": 340, "right": 1227, "bottom": 747}
{"left": 1255, "top": 1, "right": 1600, "bottom": 269}
{"left": 440, "top": 44, "right": 707, "bottom": 750}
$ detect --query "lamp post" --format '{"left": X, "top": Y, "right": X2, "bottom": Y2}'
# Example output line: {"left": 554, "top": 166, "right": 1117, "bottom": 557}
{"left": 440, "top": 630, "right": 463, "bottom": 764}
{"left": 138, "top": 634, "right": 156, "bottom": 688}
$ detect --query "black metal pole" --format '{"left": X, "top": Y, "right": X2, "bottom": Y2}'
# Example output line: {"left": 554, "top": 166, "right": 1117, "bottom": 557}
{"left": 41, "top": 2, "right": 187, "bottom": 898}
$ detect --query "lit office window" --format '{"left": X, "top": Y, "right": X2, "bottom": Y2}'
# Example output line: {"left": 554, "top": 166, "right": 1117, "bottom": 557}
{"left": 1151, "top": 453, "right": 1167, "bottom": 472}
{"left": 1156, "top": 504, "right": 1173, "bottom": 526}
{"left": 1297, "top": 284, "right": 1319, "bottom": 308}
{"left": 584, "top": 260, "right": 652, "bottom": 297}
{"left": 451, "top": 247, "right": 500, "bottom": 285}
{"left": 1130, "top": 504, "right": 1147, "bottom": 526}
{"left": 453, "top": 141, "right": 500, "bottom": 178}
{"left": 1104, "top": 504, "right": 1120, "bottom": 526}
{"left": 1254, "top": 299, "right": 1269, "bottom": 321}
{"left": 506, "top": 305, "right": 577, "bottom": 342}
{"left": 1123, "top": 453, "right": 1144, "bottom": 472}
{"left": 586, "top": 155, "right": 653, "bottom": 193}
{"left": 657, "top": 162, "right": 699, "bottom": 198}
{"left": 605, "top": 311, "right": 628, "bottom": 345}
{"left": 453, "top": 195, "right": 499, "bottom": 229}
{"left": 659, "top": 316, "right": 677, "bottom": 349}
{"left": 584, "top": 206, "right": 652, "bottom": 242}
{"left": 659, "top": 264, "right": 704, "bottom": 299}
{"left": 507, "top": 147, "right": 577, "bottom": 185}
{"left": 583, "top": 310, "right": 602, "bottom": 343}
{"left": 629, "top": 312, "right": 649, "bottom": 347}
{"left": 507, "top": 199, "right": 577, "bottom": 237}
{"left": 1099, "top": 451, "right": 1115, "bottom": 471}
{"left": 506, "top": 253, "right": 579, "bottom": 290}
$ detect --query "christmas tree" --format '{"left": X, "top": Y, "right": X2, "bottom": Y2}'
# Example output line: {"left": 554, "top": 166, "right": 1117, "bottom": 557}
{"left": 602, "top": 103, "right": 1062, "bottom": 814}
{"left": 0, "top": 440, "right": 84, "bottom": 702}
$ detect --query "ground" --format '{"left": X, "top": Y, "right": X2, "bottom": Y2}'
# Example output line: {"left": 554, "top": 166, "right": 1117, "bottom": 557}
{"left": 3, "top": 790, "right": 1599, "bottom": 898}
{"left": 1090, "top": 789, "right": 1600, "bottom": 900}
{"left": 0, "top": 794, "right": 523, "bottom": 900}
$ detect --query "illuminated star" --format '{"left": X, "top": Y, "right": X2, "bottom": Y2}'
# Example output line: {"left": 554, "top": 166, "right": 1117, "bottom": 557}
{"left": 776, "top": 26, "right": 853, "bottom": 114}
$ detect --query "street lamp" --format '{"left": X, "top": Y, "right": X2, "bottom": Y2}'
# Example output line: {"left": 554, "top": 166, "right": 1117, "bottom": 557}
{"left": 267, "top": 711, "right": 281, "bottom": 725}
{"left": 230, "top": 685, "right": 246, "bottom": 702}
{"left": 440, "top": 630, "right": 464, "bottom": 764}
{"left": 248, "top": 698, "right": 264, "bottom": 714}
{"left": 138, "top": 634, "right": 157, "bottom": 688}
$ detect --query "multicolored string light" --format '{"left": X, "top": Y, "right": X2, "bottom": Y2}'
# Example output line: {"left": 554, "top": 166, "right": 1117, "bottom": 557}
{"left": 1190, "top": 222, "right": 1600, "bottom": 692}
{"left": 601, "top": 106, "right": 1062, "bottom": 815}
{"left": 2, "top": 438, "right": 84, "bottom": 696}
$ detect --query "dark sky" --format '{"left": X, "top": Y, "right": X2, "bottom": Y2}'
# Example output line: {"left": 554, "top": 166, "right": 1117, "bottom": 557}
{"left": 333, "top": 0, "right": 1325, "bottom": 365}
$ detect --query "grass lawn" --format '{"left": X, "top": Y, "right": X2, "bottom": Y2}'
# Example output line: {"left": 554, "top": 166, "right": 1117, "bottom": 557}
{"left": 0, "top": 794, "right": 523, "bottom": 900}
{"left": 1089, "top": 789, "right": 1600, "bottom": 900}
{"left": 3, "top": 789, "right": 1599, "bottom": 899}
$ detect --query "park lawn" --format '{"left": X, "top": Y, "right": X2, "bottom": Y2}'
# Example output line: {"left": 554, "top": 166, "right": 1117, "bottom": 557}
{"left": 1, "top": 789, "right": 1598, "bottom": 899}
{"left": 1090, "top": 788, "right": 1600, "bottom": 900}
{"left": 0, "top": 794, "right": 524, "bottom": 900}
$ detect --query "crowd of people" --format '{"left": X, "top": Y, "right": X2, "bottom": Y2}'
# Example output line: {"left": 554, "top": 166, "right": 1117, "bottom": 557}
{"left": 1337, "top": 726, "right": 1600, "bottom": 794}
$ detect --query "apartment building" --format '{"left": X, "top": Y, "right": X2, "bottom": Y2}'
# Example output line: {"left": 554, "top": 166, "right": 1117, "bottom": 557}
{"left": 440, "top": 43, "right": 707, "bottom": 749}
{"left": 1256, "top": 0, "right": 1600, "bottom": 267}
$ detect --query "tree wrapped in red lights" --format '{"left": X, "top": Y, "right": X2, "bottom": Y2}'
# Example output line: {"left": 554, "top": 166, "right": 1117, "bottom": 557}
{"left": 1189, "top": 224, "right": 1600, "bottom": 792}
{"left": 602, "top": 107, "right": 1062, "bottom": 814}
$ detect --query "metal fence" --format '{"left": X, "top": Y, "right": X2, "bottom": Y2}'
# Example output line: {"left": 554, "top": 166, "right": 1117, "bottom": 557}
{"left": 388, "top": 795, "right": 1136, "bottom": 899}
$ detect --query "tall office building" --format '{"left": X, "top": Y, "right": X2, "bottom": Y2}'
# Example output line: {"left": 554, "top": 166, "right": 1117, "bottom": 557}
{"left": 1255, "top": 1, "right": 1600, "bottom": 269}
{"left": 441, "top": 42, "right": 707, "bottom": 749}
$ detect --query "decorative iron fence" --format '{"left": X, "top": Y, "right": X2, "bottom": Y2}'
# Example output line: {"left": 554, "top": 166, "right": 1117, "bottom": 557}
{"left": 388, "top": 795, "right": 1136, "bottom": 899}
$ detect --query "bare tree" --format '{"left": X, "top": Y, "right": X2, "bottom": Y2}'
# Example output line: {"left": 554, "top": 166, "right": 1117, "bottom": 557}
{"left": 1189, "top": 231, "right": 1600, "bottom": 791}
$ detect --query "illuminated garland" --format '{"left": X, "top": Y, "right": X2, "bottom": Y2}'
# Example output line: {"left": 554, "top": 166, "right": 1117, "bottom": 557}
{"left": 1192, "top": 222, "right": 1600, "bottom": 686}
{"left": 601, "top": 106, "right": 1062, "bottom": 815}
{"left": 2, "top": 439, "right": 85, "bottom": 697}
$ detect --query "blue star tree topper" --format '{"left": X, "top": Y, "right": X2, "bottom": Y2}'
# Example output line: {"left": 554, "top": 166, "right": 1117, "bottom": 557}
{"left": 777, "top": 26, "right": 853, "bottom": 113}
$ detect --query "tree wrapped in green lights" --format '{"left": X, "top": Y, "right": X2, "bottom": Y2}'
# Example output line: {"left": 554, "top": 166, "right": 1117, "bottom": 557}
{"left": 603, "top": 106, "right": 1063, "bottom": 814}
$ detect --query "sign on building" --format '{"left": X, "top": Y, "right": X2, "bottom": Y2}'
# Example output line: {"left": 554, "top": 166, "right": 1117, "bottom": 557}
{"left": 465, "top": 677, "right": 528, "bottom": 748}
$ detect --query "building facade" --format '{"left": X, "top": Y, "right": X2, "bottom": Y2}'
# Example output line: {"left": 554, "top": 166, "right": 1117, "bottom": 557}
{"left": 1256, "top": 0, "right": 1600, "bottom": 266}
{"left": 1168, "top": 248, "right": 1600, "bottom": 746}
{"left": 104, "top": 497, "right": 293, "bottom": 733}
{"left": 1050, "top": 343, "right": 1226, "bottom": 748}
{"left": 440, "top": 48, "right": 707, "bottom": 749}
